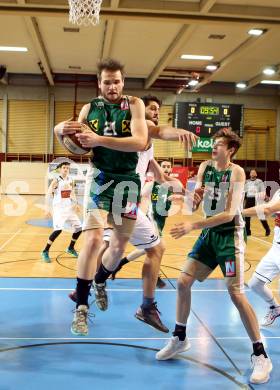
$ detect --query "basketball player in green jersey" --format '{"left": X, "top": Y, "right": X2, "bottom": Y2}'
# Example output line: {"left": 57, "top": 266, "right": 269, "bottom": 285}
{"left": 156, "top": 128, "right": 272, "bottom": 384}
{"left": 111, "top": 160, "right": 174, "bottom": 288}
{"left": 54, "top": 58, "right": 148, "bottom": 336}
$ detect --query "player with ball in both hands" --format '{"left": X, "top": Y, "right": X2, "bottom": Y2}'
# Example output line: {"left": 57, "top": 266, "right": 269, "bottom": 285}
{"left": 55, "top": 58, "right": 148, "bottom": 336}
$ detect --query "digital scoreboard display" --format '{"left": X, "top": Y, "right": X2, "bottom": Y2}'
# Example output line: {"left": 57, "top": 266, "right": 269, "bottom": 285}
{"left": 174, "top": 102, "right": 244, "bottom": 138}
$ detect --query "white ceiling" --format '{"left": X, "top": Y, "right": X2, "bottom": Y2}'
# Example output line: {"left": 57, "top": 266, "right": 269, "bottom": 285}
{"left": 0, "top": 0, "right": 280, "bottom": 92}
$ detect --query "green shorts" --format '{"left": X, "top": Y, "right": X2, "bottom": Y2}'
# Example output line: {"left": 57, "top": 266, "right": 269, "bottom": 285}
{"left": 85, "top": 166, "right": 141, "bottom": 216}
{"left": 153, "top": 214, "right": 167, "bottom": 236}
{"left": 183, "top": 228, "right": 246, "bottom": 292}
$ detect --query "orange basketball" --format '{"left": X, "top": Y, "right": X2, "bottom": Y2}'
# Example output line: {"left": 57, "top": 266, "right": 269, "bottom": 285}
{"left": 62, "top": 133, "right": 90, "bottom": 155}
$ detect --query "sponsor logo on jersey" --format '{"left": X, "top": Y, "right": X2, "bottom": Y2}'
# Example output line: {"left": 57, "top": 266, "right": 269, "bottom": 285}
{"left": 225, "top": 259, "right": 236, "bottom": 277}
{"left": 89, "top": 119, "right": 99, "bottom": 132}
{"left": 96, "top": 101, "right": 104, "bottom": 109}
{"left": 122, "top": 120, "right": 131, "bottom": 133}
{"left": 121, "top": 98, "right": 129, "bottom": 110}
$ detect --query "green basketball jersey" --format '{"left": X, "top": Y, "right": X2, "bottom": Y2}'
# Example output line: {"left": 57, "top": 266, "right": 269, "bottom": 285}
{"left": 86, "top": 96, "right": 138, "bottom": 173}
{"left": 151, "top": 181, "right": 172, "bottom": 217}
{"left": 202, "top": 162, "right": 244, "bottom": 232}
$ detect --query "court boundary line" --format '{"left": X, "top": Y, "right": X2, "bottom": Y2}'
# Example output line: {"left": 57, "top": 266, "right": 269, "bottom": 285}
{"left": 0, "top": 336, "right": 279, "bottom": 341}
{"left": 0, "top": 287, "right": 278, "bottom": 292}
{"left": 0, "top": 229, "right": 22, "bottom": 251}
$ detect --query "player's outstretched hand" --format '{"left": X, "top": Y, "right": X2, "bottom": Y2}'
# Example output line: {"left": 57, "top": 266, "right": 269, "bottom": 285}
{"left": 170, "top": 222, "right": 193, "bottom": 239}
{"left": 177, "top": 129, "right": 198, "bottom": 150}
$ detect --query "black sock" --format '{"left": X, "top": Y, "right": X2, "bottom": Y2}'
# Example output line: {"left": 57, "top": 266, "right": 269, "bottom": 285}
{"left": 68, "top": 231, "right": 82, "bottom": 250}
{"left": 43, "top": 243, "right": 51, "bottom": 252}
{"left": 43, "top": 230, "right": 62, "bottom": 252}
{"left": 95, "top": 263, "right": 112, "bottom": 284}
{"left": 173, "top": 324, "right": 186, "bottom": 341}
{"left": 76, "top": 278, "right": 92, "bottom": 308}
{"left": 119, "top": 257, "right": 129, "bottom": 267}
{"left": 253, "top": 342, "right": 268, "bottom": 358}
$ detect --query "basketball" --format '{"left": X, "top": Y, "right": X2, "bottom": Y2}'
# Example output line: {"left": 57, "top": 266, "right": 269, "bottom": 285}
{"left": 62, "top": 129, "right": 90, "bottom": 155}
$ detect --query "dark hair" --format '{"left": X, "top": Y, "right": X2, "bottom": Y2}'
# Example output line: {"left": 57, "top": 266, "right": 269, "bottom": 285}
{"left": 97, "top": 58, "right": 124, "bottom": 80}
{"left": 141, "top": 95, "right": 162, "bottom": 108}
{"left": 56, "top": 161, "right": 70, "bottom": 169}
{"left": 212, "top": 127, "right": 242, "bottom": 157}
{"left": 160, "top": 160, "right": 172, "bottom": 165}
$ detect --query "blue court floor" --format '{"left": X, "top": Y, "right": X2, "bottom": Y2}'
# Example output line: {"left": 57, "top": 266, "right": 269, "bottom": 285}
{"left": 0, "top": 278, "right": 279, "bottom": 390}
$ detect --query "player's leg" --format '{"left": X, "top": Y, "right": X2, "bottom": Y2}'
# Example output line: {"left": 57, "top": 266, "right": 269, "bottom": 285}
{"left": 157, "top": 231, "right": 215, "bottom": 359}
{"left": 260, "top": 219, "right": 271, "bottom": 236}
{"left": 111, "top": 248, "right": 146, "bottom": 280}
{"left": 93, "top": 216, "right": 135, "bottom": 311}
{"left": 41, "top": 229, "right": 62, "bottom": 262}
{"left": 222, "top": 229, "right": 272, "bottom": 384}
{"left": 71, "top": 208, "right": 107, "bottom": 336}
{"left": 68, "top": 239, "right": 109, "bottom": 303}
{"left": 135, "top": 241, "right": 168, "bottom": 332}
{"left": 248, "top": 245, "right": 280, "bottom": 326}
{"left": 123, "top": 209, "right": 167, "bottom": 331}
{"left": 66, "top": 230, "right": 82, "bottom": 257}
{"left": 66, "top": 213, "right": 83, "bottom": 257}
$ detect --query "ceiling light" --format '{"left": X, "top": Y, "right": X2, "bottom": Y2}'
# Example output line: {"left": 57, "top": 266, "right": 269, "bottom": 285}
{"left": 0, "top": 46, "right": 28, "bottom": 52}
{"left": 263, "top": 66, "right": 277, "bottom": 76}
{"left": 248, "top": 28, "right": 264, "bottom": 36}
{"left": 236, "top": 82, "right": 247, "bottom": 89}
{"left": 181, "top": 54, "right": 213, "bottom": 60}
{"left": 261, "top": 80, "right": 280, "bottom": 85}
{"left": 188, "top": 79, "right": 199, "bottom": 86}
{"left": 206, "top": 64, "right": 218, "bottom": 71}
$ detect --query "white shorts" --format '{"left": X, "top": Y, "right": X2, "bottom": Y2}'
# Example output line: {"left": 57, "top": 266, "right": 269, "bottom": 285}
{"left": 254, "top": 243, "right": 280, "bottom": 283}
{"left": 53, "top": 206, "right": 82, "bottom": 233}
{"left": 104, "top": 208, "right": 160, "bottom": 250}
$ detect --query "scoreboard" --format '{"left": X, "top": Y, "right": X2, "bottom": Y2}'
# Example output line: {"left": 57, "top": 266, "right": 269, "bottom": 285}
{"left": 174, "top": 102, "right": 244, "bottom": 137}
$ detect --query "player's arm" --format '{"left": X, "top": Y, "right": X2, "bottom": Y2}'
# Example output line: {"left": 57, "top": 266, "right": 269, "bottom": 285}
{"left": 76, "top": 97, "right": 148, "bottom": 152}
{"left": 243, "top": 197, "right": 280, "bottom": 218}
{"left": 53, "top": 104, "right": 91, "bottom": 145}
{"left": 45, "top": 179, "right": 57, "bottom": 215}
{"left": 171, "top": 165, "right": 245, "bottom": 238}
{"left": 140, "top": 181, "right": 154, "bottom": 214}
{"left": 148, "top": 159, "right": 184, "bottom": 194}
{"left": 148, "top": 121, "right": 198, "bottom": 150}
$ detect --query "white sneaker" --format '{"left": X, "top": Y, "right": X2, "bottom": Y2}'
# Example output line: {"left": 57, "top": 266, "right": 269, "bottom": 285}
{"left": 156, "top": 336, "right": 191, "bottom": 360}
{"left": 261, "top": 306, "right": 280, "bottom": 326}
{"left": 71, "top": 305, "right": 89, "bottom": 336}
{"left": 250, "top": 354, "right": 273, "bottom": 384}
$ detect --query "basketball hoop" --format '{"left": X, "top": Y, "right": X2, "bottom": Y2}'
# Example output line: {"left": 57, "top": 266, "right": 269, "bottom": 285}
{"left": 68, "top": 0, "right": 102, "bottom": 26}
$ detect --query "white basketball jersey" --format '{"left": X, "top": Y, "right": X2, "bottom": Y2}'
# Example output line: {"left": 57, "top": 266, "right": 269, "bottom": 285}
{"left": 136, "top": 144, "right": 154, "bottom": 189}
{"left": 271, "top": 189, "right": 280, "bottom": 244}
{"left": 53, "top": 176, "right": 73, "bottom": 208}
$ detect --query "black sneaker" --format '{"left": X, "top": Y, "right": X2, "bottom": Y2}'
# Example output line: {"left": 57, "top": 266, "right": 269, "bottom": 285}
{"left": 156, "top": 277, "right": 166, "bottom": 289}
{"left": 135, "top": 302, "right": 169, "bottom": 333}
{"left": 265, "top": 230, "right": 271, "bottom": 237}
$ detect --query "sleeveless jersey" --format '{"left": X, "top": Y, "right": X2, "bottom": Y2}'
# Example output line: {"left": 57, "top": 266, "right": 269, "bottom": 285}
{"left": 136, "top": 144, "right": 154, "bottom": 190}
{"left": 202, "top": 162, "right": 244, "bottom": 232}
{"left": 86, "top": 96, "right": 138, "bottom": 173}
{"left": 151, "top": 181, "right": 172, "bottom": 218}
{"left": 53, "top": 176, "right": 73, "bottom": 208}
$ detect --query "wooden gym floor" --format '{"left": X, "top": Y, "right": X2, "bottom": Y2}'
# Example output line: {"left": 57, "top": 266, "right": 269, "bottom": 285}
{"left": 0, "top": 195, "right": 278, "bottom": 296}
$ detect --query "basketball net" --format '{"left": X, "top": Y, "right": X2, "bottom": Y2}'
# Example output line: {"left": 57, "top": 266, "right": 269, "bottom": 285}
{"left": 68, "top": 0, "right": 102, "bottom": 26}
